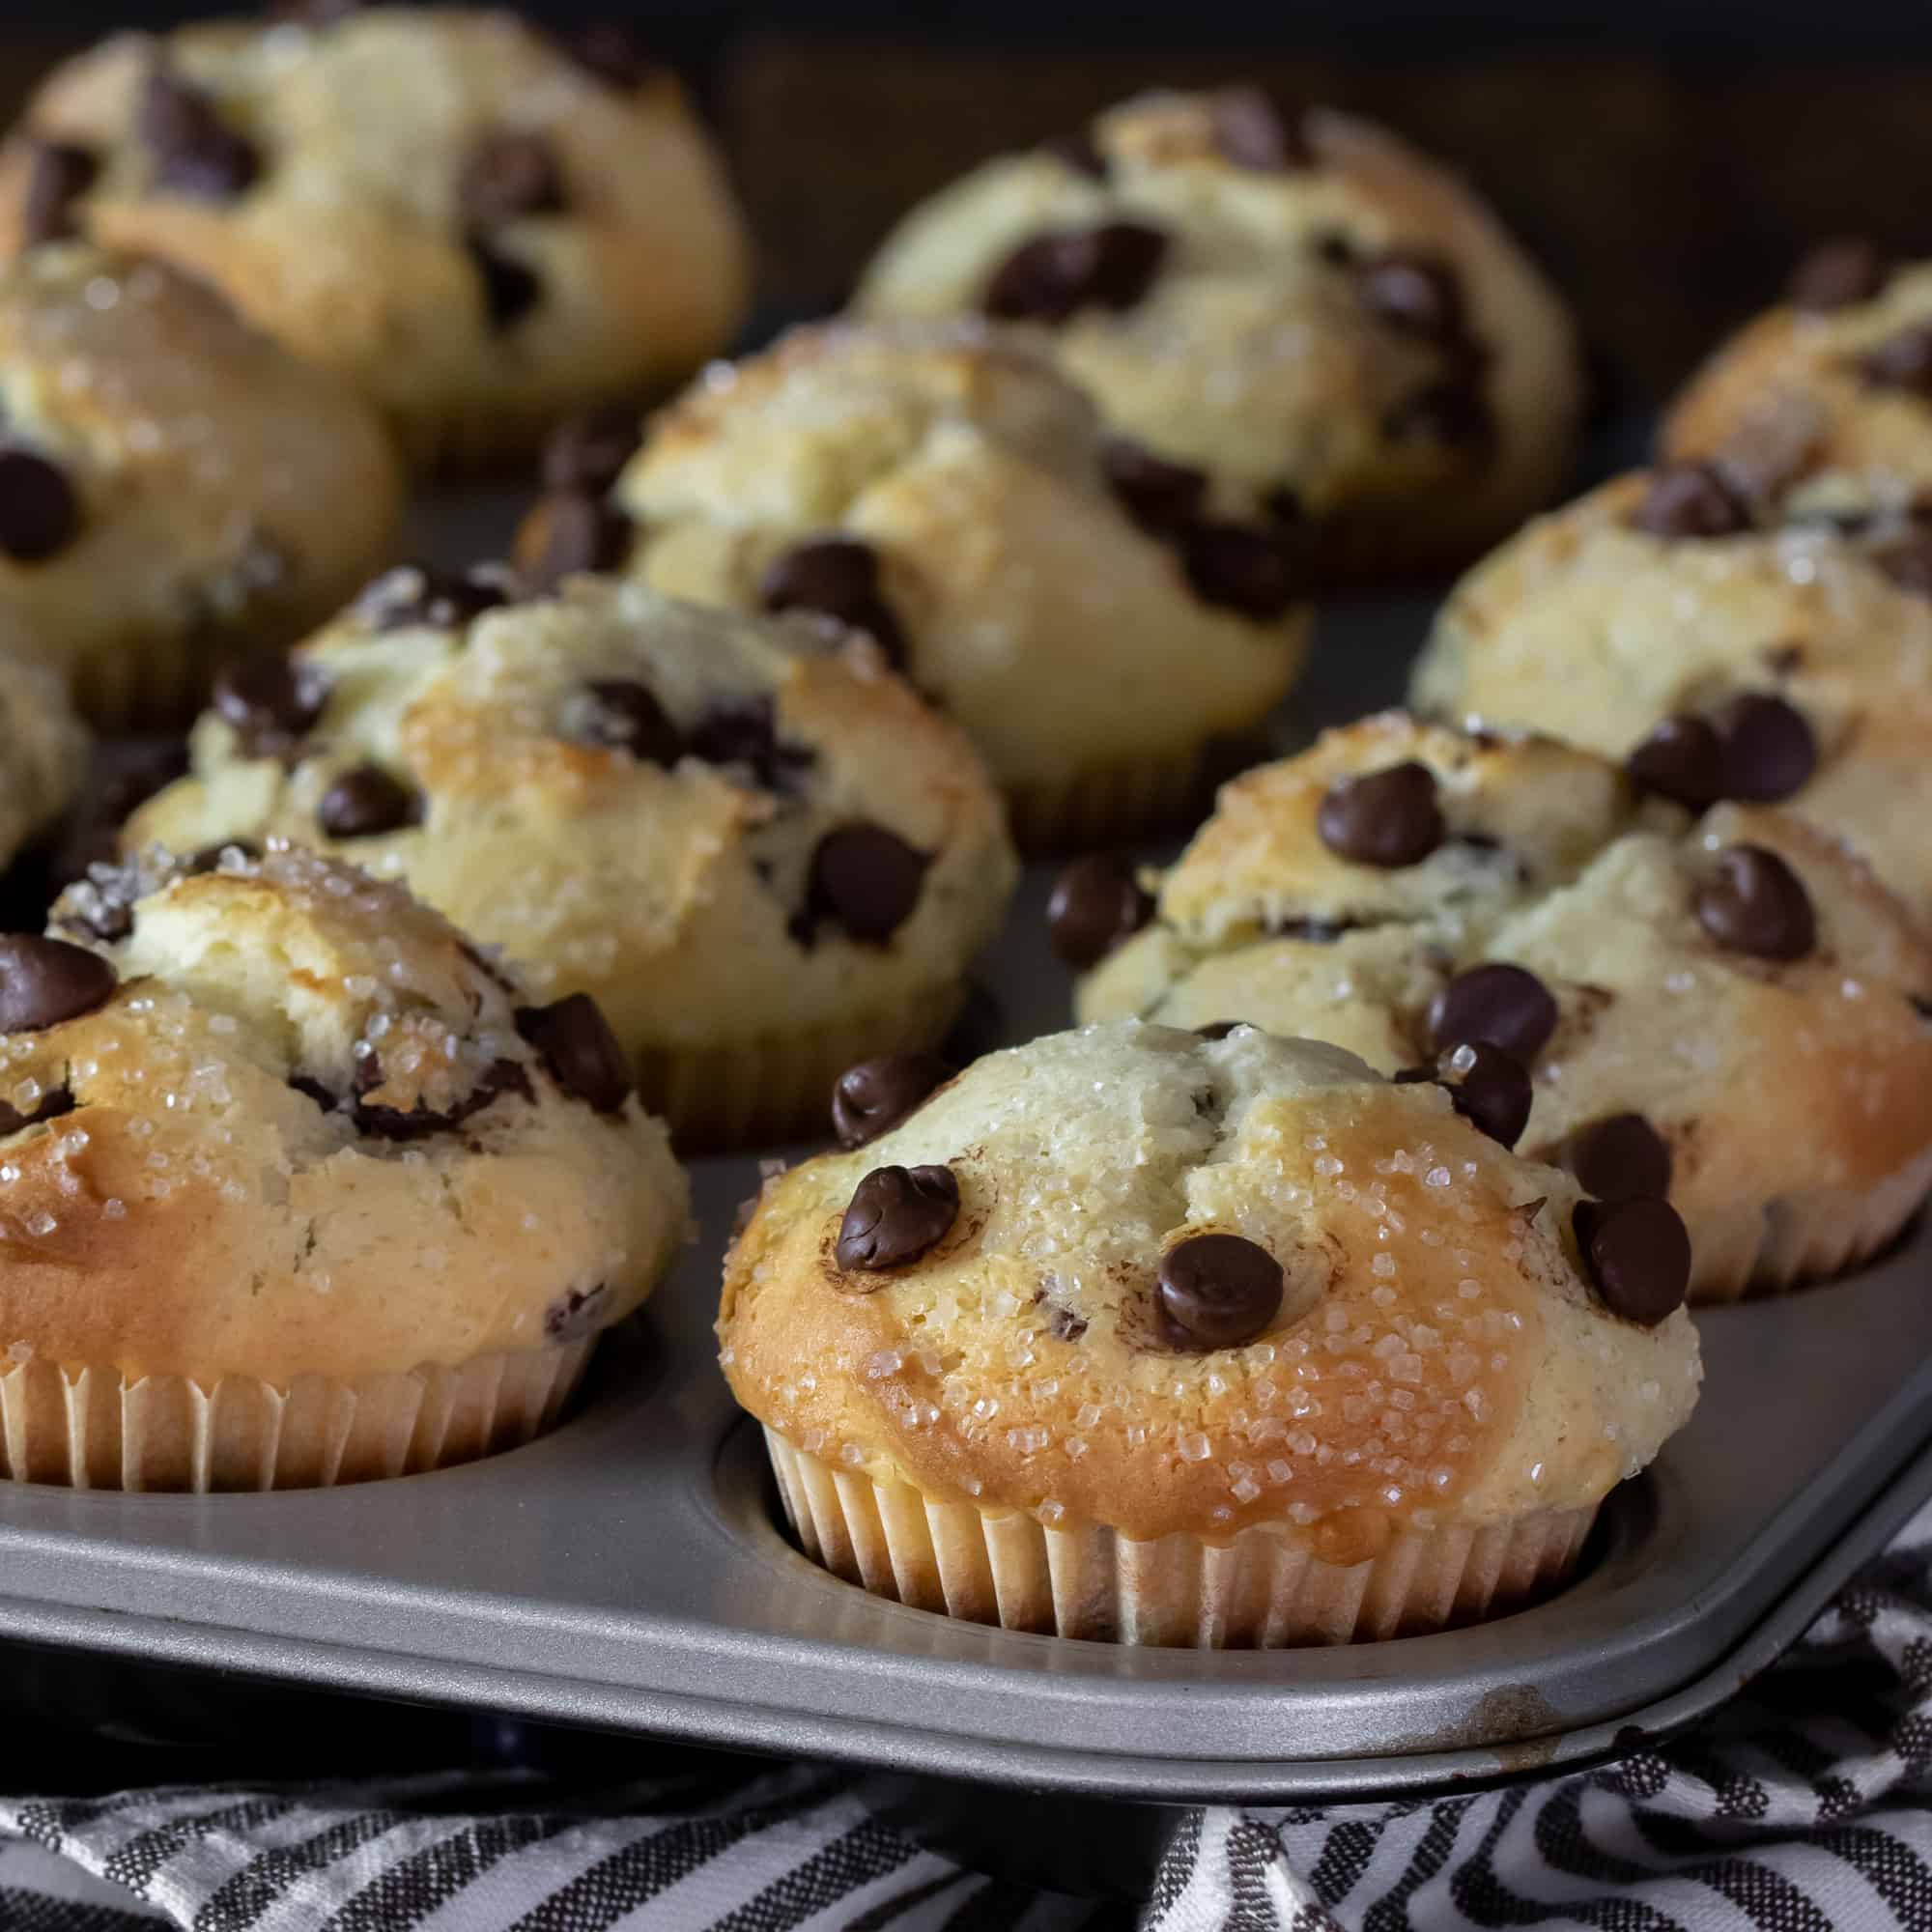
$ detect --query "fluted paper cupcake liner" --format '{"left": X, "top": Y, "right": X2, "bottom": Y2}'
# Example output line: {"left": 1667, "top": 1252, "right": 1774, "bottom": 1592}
{"left": 636, "top": 983, "right": 965, "bottom": 1151}
{"left": 0, "top": 1337, "right": 596, "bottom": 1492}
{"left": 764, "top": 1429, "right": 1596, "bottom": 1648}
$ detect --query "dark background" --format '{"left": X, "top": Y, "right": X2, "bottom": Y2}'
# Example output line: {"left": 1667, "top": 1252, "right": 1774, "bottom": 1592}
{"left": 0, "top": 2, "right": 1927, "bottom": 409}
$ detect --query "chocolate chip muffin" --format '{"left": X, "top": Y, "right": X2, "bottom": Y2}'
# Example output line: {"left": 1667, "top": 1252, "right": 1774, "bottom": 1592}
{"left": 0, "top": 7, "right": 750, "bottom": 472}
{"left": 1409, "top": 467, "right": 1932, "bottom": 917}
{"left": 516, "top": 320, "right": 1314, "bottom": 849}
{"left": 121, "top": 571, "right": 1018, "bottom": 1149}
{"left": 721, "top": 1020, "right": 1699, "bottom": 1646}
{"left": 0, "top": 243, "right": 401, "bottom": 728}
{"left": 853, "top": 89, "right": 1582, "bottom": 582}
{"left": 1663, "top": 242, "right": 1932, "bottom": 506}
{"left": 0, "top": 842, "right": 685, "bottom": 1491}
{"left": 1076, "top": 716, "right": 1932, "bottom": 1303}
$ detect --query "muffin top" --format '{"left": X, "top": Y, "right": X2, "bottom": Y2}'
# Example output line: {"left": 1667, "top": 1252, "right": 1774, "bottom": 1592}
{"left": 721, "top": 1021, "right": 1699, "bottom": 1552}
{"left": 527, "top": 319, "right": 1311, "bottom": 802}
{"left": 854, "top": 89, "right": 1580, "bottom": 570}
{"left": 0, "top": 7, "right": 749, "bottom": 465}
{"left": 0, "top": 242, "right": 401, "bottom": 696}
{"left": 0, "top": 656, "right": 87, "bottom": 869}
{"left": 1411, "top": 468, "right": 1932, "bottom": 912}
{"left": 1077, "top": 717, "right": 1932, "bottom": 1297}
{"left": 124, "top": 572, "right": 1018, "bottom": 1057}
{"left": 1664, "top": 247, "right": 1932, "bottom": 504}
{"left": 2, "top": 843, "right": 685, "bottom": 1385}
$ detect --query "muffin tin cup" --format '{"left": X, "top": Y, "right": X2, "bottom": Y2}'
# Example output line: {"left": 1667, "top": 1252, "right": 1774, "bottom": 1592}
{"left": 0, "top": 1340, "right": 594, "bottom": 1492}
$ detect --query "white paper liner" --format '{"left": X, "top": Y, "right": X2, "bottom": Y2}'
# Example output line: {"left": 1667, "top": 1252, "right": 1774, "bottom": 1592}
{"left": 764, "top": 1429, "right": 1598, "bottom": 1647}
{"left": 0, "top": 1338, "right": 595, "bottom": 1492}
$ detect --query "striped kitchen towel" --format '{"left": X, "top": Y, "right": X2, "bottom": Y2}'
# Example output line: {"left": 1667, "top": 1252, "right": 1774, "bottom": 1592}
{"left": 7, "top": 1500, "right": 1932, "bottom": 1931}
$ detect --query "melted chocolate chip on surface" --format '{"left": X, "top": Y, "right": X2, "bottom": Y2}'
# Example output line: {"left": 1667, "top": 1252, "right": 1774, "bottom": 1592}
{"left": 1574, "top": 1196, "right": 1690, "bottom": 1326}
{"left": 1100, "top": 438, "right": 1208, "bottom": 535}
{"left": 352, "top": 1054, "right": 531, "bottom": 1141}
{"left": 1631, "top": 464, "right": 1752, "bottom": 540}
{"left": 212, "top": 652, "right": 327, "bottom": 758}
{"left": 1787, "top": 236, "right": 1891, "bottom": 311}
{"left": 1179, "top": 520, "right": 1303, "bottom": 621}
{"left": 758, "top": 537, "right": 907, "bottom": 668}
{"left": 1566, "top": 1112, "right": 1673, "bottom": 1203}
{"left": 1694, "top": 844, "right": 1816, "bottom": 961}
{"left": 0, "top": 935, "right": 115, "bottom": 1033}
{"left": 0, "top": 1083, "right": 75, "bottom": 1137}
{"left": 1156, "top": 1232, "right": 1284, "bottom": 1350}
{"left": 1399, "top": 1040, "right": 1533, "bottom": 1149}
{"left": 981, "top": 221, "right": 1168, "bottom": 325}
{"left": 831, "top": 1051, "right": 952, "bottom": 1149}
{"left": 317, "top": 765, "right": 421, "bottom": 840}
{"left": 22, "top": 141, "right": 98, "bottom": 247}
{"left": 1046, "top": 856, "right": 1153, "bottom": 969}
{"left": 577, "top": 679, "right": 681, "bottom": 764}
{"left": 138, "top": 69, "right": 259, "bottom": 201}
{"left": 1426, "top": 962, "right": 1558, "bottom": 1063}
{"left": 0, "top": 448, "right": 81, "bottom": 563}
{"left": 835, "top": 1163, "right": 959, "bottom": 1272}
{"left": 1316, "top": 761, "right": 1445, "bottom": 868}
{"left": 686, "top": 698, "right": 816, "bottom": 794}
{"left": 458, "top": 129, "right": 565, "bottom": 227}
{"left": 516, "top": 993, "right": 633, "bottom": 1113}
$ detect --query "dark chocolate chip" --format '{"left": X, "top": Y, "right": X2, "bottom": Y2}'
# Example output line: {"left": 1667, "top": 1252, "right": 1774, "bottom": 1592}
{"left": 543, "top": 1282, "right": 611, "bottom": 1343}
{"left": 1426, "top": 962, "right": 1558, "bottom": 1063}
{"left": 1400, "top": 1040, "right": 1533, "bottom": 1149}
{"left": 1627, "top": 715, "right": 1724, "bottom": 810}
{"left": 835, "top": 1163, "right": 959, "bottom": 1271}
{"left": 288, "top": 1072, "right": 338, "bottom": 1111}
{"left": 1566, "top": 1113, "right": 1673, "bottom": 1204}
{"left": 1574, "top": 1196, "right": 1690, "bottom": 1326}
{"left": 1633, "top": 464, "right": 1752, "bottom": 540}
{"left": 1046, "top": 855, "right": 1153, "bottom": 969}
{"left": 1874, "top": 531, "right": 1932, "bottom": 598}
{"left": 1210, "top": 86, "right": 1311, "bottom": 171}
{"left": 1915, "top": 995, "right": 1932, "bottom": 1022}
{"left": 831, "top": 1051, "right": 952, "bottom": 1149}
{"left": 1100, "top": 437, "right": 1208, "bottom": 534}
{"left": 516, "top": 992, "right": 633, "bottom": 1113}
{"left": 353, "top": 1054, "right": 532, "bottom": 1142}
{"left": 1316, "top": 761, "right": 1445, "bottom": 868}
{"left": 317, "top": 765, "right": 420, "bottom": 840}
{"left": 22, "top": 140, "right": 98, "bottom": 247}
{"left": 1358, "top": 251, "right": 1466, "bottom": 343}
{"left": 458, "top": 129, "right": 565, "bottom": 228}
{"left": 137, "top": 69, "right": 259, "bottom": 202}
{"left": 1862, "top": 324, "right": 1932, "bottom": 398}
{"left": 212, "top": 651, "right": 327, "bottom": 758}
{"left": 0, "top": 1083, "right": 75, "bottom": 1137}
{"left": 1708, "top": 692, "right": 1816, "bottom": 802}
{"left": 1313, "top": 230, "right": 1356, "bottom": 267}
{"left": 1694, "top": 844, "right": 1816, "bottom": 961}
{"left": 1156, "top": 1231, "right": 1284, "bottom": 1351}
{"left": 0, "top": 935, "right": 115, "bottom": 1033}
{"left": 799, "top": 825, "right": 930, "bottom": 946}
{"left": 1040, "top": 128, "right": 1107, "bottom": 181}
{"left": 0, "top": 447, "right": 80, "bottom": 563}
{"left": 1046, "top": 1304, "right": 1089, "bottom": 1342}
{"left": 562, "top": 24, "right": 660, "bottom": 91}
{"left": 1788, "top": 237, "right": 1891, "bottom": 311}
{"left": 542, "top": 406, "right": 641, "bottom": 495}
{"left": 758, "top": 537, "right": 907, "bottom": 668}
{"left": 363, "top": 564, "right": 509, "bottom": 633}
{"left": 686, "top": 698, "right": 815, "bottom": 794}
{"left": 981, "top": 221, "right": 1168, "bottom": 326}
{"left": 1273, "top": 916, "right": 1352, "bottom": 943}
{"left": 1179, "top": 520, "right": 1302, "bottom": 620}
{"left": 577, "top": 678, "right": 681, "bottom": 765}
{"left": 523, "top": 491, "right": 632, "bottom": 593}
{"left": 1384, "top": 377, "right": 1496, "bottom": 449}
{"left": 468, "top": 236, "right": 542, "bottom": 329}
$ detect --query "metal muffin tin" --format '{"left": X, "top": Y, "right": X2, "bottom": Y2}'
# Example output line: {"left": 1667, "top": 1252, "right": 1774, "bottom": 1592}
{"left": 5, "top": 522, "right": 1930, "bottom": 1810}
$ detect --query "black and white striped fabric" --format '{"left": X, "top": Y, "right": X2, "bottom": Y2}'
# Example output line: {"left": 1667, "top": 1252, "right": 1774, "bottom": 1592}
{"left": 9, "top": 1501, "right": 1932, "bottom": 1931}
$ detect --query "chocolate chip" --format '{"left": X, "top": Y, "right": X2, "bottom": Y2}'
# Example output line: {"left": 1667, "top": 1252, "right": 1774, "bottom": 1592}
{"left": 363, "top": 564, "right": 509, "bottom": 633}
{"left": 1313, "top": 230, "right": 1356, "bottom": 267}
{"left": 758, "top": 537, "right": 907, "bottom": 668}
{"left": 577, "top": 679, "right": 680, "bottom": 764}
{"left": 1100, "top": 438, "right": 1208, "bottom": 534}
{"left": 1627, "top": 715, "right": 1724, "bottom": 810}
{"left": 1316, "top": 761, "right": 1444, "bottom": 868}
{"left": 1179, "top": 520, "right": 1302, "bottom": 620}
{"left": 523, "top": 491, "right": 632, "bottom": 593}
{"left": 1156, "top": 1232, "right": 1284, "bottom": 1350}
{"left": 835, "top": 1163, "right": 959, "bottom": 1272}
{"left": 22, "top": 140, "right": 98, "bottom": 247}
{"left": 1046, "top": 856, "right": 1153, "bottom": 969}
{"left": 0, "top": 447, "right": 80, "bottom": 564}
{"left": 1861, "top": 324, "right": 1932, "bottom": 398}
{"left": 1358, "top": 252, "right": 1466, "bottom": 343}
{"left": 798, "top": 825, "right": 930, "bottom": 946}
{"left": 1763, "top": 641, "right": 1806, "bottom": 676}
{"left": 1426, "top": 962, "right": 1558, "bottom": 1063}
{"left": 516, "top": 993, "right": 633, "bottom": 1113}
{"left": 1195, "top": 1020, "right": 1246, "bottom": 1039}
{"left": 543, "top": 1282, "right": 610, "bottom": 1343}
{"left": 317, "top": 765, "right": 421, "bottom": 839}
{"left": 212, "top": 651, "right": 327, "bottom": 758}
{"left": 1273, "top": 916, "right": 1352, "bottom": 943}
{"left": 1399, "top": 1040, "right": 1533, "bottom": 1149}
{"left": 0, "top": 935, "right": 115, "bottom": 1033}
{"left": 353, "top": 1055, "right": 532, "bottom": 1142}
{"left": 1046, "top": 1305, "right": 1089, "bottom": 1342}
{"left": 288, "top": 1072, "right": 337, "bottom": 1111}
{"left": 831, "top": 1052, "right": 952, "bottom": 1149}
{"left": 469, "top": 236, "right": 541, "bottom": 330}
{"left": 1632, "top": 464, "right": 1752, "bottom": 540}
{"left": 981, "top": 221, "right": 1168, "bottom": 326}
{"left": 1874, "top": 531, "right": 1932, "bottom": 598}
{"left": 0, "top": 1083, "right": 75, "bottom": 1137}
{"left": 1210, "top": 86, "right": 1310, "bottom": 170}
{"left": 184, "top": 838, "right": 261, "bottom": 875}
{"left": 686, "top": 698, "right": 815, "bottom": 794}
{"left": 1040, "top": 128, "right": 1107, "bottom": 181}
{"left": 1694, "top": 844, "right": 1816, "bottom": 961}
{"left": 562, "top": 24, "right": 660, "bottom": 91}
{"left": 542, "top": 407, "right": 641, "bottom": 495}
{"left": 1788, "top": 237, "right": 1890, "bottom": 311}
{"left": 1566, "top": 1113, "right": 1673, "bottom": 1203}
{"left": 137, "top": 70, "right": 259, "bottom": 202}
{"left": 1707, "top": 693, "right": 1816, "bottom": 802}
{"left": 458, "top": 130, "right": 565, "bottom": 228}
{"left": 1574, "top": 1196, "right": 1690, "bottom": 1326}
{"left": 1384, "top": 377, "right": 1495, "bottom": 449}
